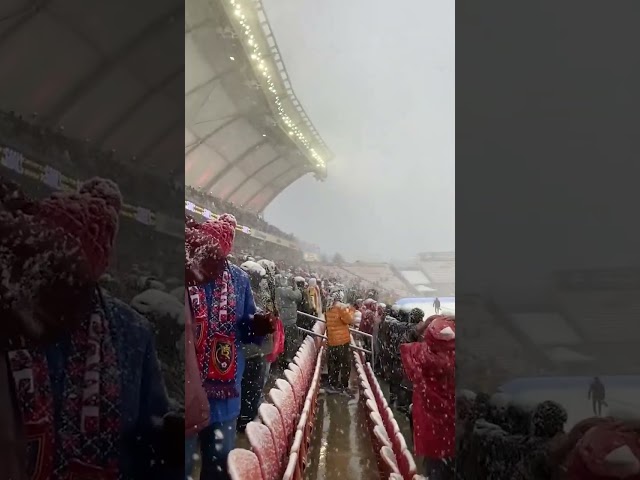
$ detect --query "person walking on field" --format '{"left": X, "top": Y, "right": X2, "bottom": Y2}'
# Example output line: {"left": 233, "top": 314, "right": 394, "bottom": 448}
{"left": 433, "top": 297, "right": 441, "bottom": 314}
{"left": 588, "top": 376, "right": 607, "bottom": 416}
{"left": 324, "top": 292, "right": 354, "bottom": 395}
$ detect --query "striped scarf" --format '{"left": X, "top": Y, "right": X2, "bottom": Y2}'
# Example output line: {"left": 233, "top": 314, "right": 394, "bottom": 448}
{"left": 188, "top": 265, "right": 238, "bottom": 400}
{"left": 8, "top": 297, "right": 121, "bottom": 480}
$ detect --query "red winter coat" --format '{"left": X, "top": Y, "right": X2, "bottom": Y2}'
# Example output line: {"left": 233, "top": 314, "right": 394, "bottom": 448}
{"left": 400, "top": 317, "right": 455, "bottom": 459}
{"left": 360, "top": 310, "right": 376, "bottom": 334}
{"left": 565, "top": 420, "right": 640, "bottom": 480}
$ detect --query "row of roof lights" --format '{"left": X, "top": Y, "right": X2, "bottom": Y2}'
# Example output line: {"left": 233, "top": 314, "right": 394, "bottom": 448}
{"left": 228, "top": 0, "right": 325, "bottom": 169}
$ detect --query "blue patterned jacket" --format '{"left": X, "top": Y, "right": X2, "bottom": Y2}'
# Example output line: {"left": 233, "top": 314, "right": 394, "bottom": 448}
{"left": 45, "top": 294, "right": 170, "bottom": 478}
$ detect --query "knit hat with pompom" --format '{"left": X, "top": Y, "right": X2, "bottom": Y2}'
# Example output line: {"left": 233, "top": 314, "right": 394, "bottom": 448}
{"left": 38, "top": 177, "right": 122, "bottom": 280}
{"left": 185, "top": 214, "right": 237, "bottom": 285}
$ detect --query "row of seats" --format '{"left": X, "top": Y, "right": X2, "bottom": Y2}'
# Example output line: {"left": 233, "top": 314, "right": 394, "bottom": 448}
{"left": 228, "top": 321, "right": 327, "bottom": 480}
{"left": 353, "top": 351, "right": 425, "bottom": 480}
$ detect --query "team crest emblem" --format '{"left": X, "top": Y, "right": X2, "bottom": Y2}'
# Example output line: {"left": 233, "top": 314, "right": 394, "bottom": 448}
{"left": 214, "top": 337, "right": 234, "bottom": 375}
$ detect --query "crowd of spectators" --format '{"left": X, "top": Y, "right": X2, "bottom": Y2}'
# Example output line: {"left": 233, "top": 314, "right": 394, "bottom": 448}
{"left": 186, "top": 185, "right": 298, "bottom": 242}
{"left": 455, "top": 389, "right": 640, "bottom": 479}
{"left": 0, "top": 110, "right": 183, "bottom": 214}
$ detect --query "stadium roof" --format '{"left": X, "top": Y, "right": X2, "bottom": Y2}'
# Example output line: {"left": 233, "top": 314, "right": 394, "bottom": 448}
{"left": 0, "top": 0, "right": 183, "bottom": 174}
{"left": 185, "top": 0, "right": 333, "bottom": 213}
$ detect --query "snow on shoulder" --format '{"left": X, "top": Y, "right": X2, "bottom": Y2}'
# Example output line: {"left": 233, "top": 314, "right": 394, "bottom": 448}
{"left": 131, "top": 289, "right": 184, "bottom": 325}
{"left": 241, "top": 261, "right": 266, "bottom": 277}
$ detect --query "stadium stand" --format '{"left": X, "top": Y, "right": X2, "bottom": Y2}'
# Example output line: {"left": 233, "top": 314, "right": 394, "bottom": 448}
{"left": 417, "top": 252, "right": 455, "bottom": 296}
{"left": 342, "top": 263, "right": 415, "bottom": 298}
{"left": 456, "top": 295, "right": 536, "bottom": 392}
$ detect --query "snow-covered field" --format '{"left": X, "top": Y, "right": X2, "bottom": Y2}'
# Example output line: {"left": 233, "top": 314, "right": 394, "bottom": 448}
{"left": 394, "top": 296, "right": 455, "bottom": 316}
{"left": 499, "top": 376, "right": 640, "bottom": 429}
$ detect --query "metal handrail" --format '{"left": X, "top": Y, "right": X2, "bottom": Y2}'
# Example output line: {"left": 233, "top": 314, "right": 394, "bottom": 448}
{"left": 350, "top": 344, "right": 371, "bottom": 356}
{"left": 349, "top": 334, "right": 375, "bottom": 367}
{"left": 297, "top": 310, "right": 326, "bottom": 323}
{"left": 350, "top": 329, "right": 372, "bottom": 339}
{"left": 297, "top": 326, "right": 327, "bottom": 341}
{"left": 297, "top": 310, "right": 376, "bottom": 365}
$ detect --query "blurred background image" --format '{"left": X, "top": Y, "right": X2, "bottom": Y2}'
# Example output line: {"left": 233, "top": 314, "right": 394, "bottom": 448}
{"left": 0, "top": 1, "right": 184, "bottom": 479}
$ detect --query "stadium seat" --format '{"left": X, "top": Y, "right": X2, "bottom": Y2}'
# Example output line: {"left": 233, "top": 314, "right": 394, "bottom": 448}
{"left": 388, "top": 414, "right": 401, "bottom": 437}
{"left": 363, "top": 387, "right": 376, "bottom": 405}
{"left": 269, "top": 388, "right": 297, "bottom": 441}
{"left": 380, "top": 446, "right": 401, "bottom": 478}
{"left": 373, "top": 424, "right": 392, "bottom": 451}
{"left": 397, "top": 450, "right": 417, "bottom": 480}
{"left": 285, "top": 367, "right": 304, "bottom": 409}
{"left": 246, "top": 421, "right": 279, "bottom": 480}
{"left": 392, "top": 431, "right": 409, "bottom": 459}
{"left": 381, "top": 408, "right": 397, "bottom": 443}
{"left": 258, "top": 403, "right": 287, "bottom": 473}
{"left": 276, "top": 378, "right": 300, "bottom": 412}
{"left": 359, "top": 386, "right": 373, "bottom": 412}
{"left": 370, "top": 410, "right": 384, "bottom": 428}
{"left": 228, "top": 449, "right": 264, "bottom": 480}
{"left": 366, "top": 398, "right": 379, "bottom": 414}
{"left": 364, "top": 400, "right": 380, "bottom": 434}
{"left": 293, "top": 354, "right": 311, "bottom": 387}
{"left": 395, "top": 432, "right": 408, "bottom": 452}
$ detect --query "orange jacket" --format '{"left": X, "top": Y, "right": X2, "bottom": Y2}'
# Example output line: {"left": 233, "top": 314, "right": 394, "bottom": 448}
{"left": 325, "top": 303, "right": 354, "bottom": 346}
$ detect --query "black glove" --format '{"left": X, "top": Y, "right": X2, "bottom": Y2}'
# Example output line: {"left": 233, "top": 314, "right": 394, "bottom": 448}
{"left": 253, "top": 312, "right": 275, "bottom": 335}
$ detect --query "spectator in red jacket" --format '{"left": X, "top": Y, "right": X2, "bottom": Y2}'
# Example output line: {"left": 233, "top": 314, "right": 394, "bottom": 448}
{"left": 563, "top": 417, "right": 640, "bottom": 479}
{"left": 400, "top": 315, "right": 455, "bottom": 479}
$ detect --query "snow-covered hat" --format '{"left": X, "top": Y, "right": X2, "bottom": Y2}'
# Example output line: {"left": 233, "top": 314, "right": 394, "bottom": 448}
{"left": 40, "top": 177, "right": 122, "bottom": 280}
{"left": 241, "top": 261, "right": 266, "bottom": 277}
{"left": 257, "top": 258, "right": 276, "bottom": 274}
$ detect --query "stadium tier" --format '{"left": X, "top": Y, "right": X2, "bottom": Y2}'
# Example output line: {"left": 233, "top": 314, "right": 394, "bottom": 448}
{"left": 0, "top": 3, "right": 183, "bottom": 212}
{"left": 185, "top": 0, "right": 333, "bottom": 213}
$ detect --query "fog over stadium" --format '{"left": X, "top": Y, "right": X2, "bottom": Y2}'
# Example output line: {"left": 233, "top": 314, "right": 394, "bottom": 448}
{"left": 262, "top": 0, "right": 455, "bottom": 261}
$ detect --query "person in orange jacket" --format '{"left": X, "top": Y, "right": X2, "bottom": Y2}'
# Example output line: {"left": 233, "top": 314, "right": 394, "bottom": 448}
{"left": 324, "top": 291, "right": 354, "bottom": 395}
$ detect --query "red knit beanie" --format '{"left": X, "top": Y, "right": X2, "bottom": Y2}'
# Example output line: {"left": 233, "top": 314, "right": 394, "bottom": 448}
{"left": 38, "top": 178, "right": 122, "bottom": 280}
{"left": 185, "top": 214, "right": 237, "bottom": 285}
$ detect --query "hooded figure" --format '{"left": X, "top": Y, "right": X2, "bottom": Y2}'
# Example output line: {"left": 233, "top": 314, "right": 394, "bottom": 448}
{"left": 275, "top": 275, "right": 302, "bottom": 370}
{"left": 306, "top": 278, "right": 322, "bottom": 315}
{"left": 400, "top": 316, "right": 456, "bottom": 475}
{"left": 359, "top": 298, "right": 377, "bottom": 335}
{"left": 560, "top": 416, "right": 640, "bottom": 480}
{"left": 275, "top": 275, "right": 301, "bottom": 328}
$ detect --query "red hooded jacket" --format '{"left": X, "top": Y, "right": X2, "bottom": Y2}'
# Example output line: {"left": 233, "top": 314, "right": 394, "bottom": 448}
{"left": 400, "top": 316, "right": 455, "bottom": 459}
{"left": 565, "top": 420, "right": 640, "bottom": 479}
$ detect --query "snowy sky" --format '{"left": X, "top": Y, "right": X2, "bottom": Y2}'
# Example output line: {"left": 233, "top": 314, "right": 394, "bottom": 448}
{"left": 261, "top": 0, "right": 454, "bottom": 262}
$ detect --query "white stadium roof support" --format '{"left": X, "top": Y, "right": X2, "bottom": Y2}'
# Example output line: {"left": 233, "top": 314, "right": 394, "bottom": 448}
{"left": 185, "top": 0, "right": 333, "bottom": 213}
{"left": 0, "top": 1, "right": 183, "bottom": 174}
